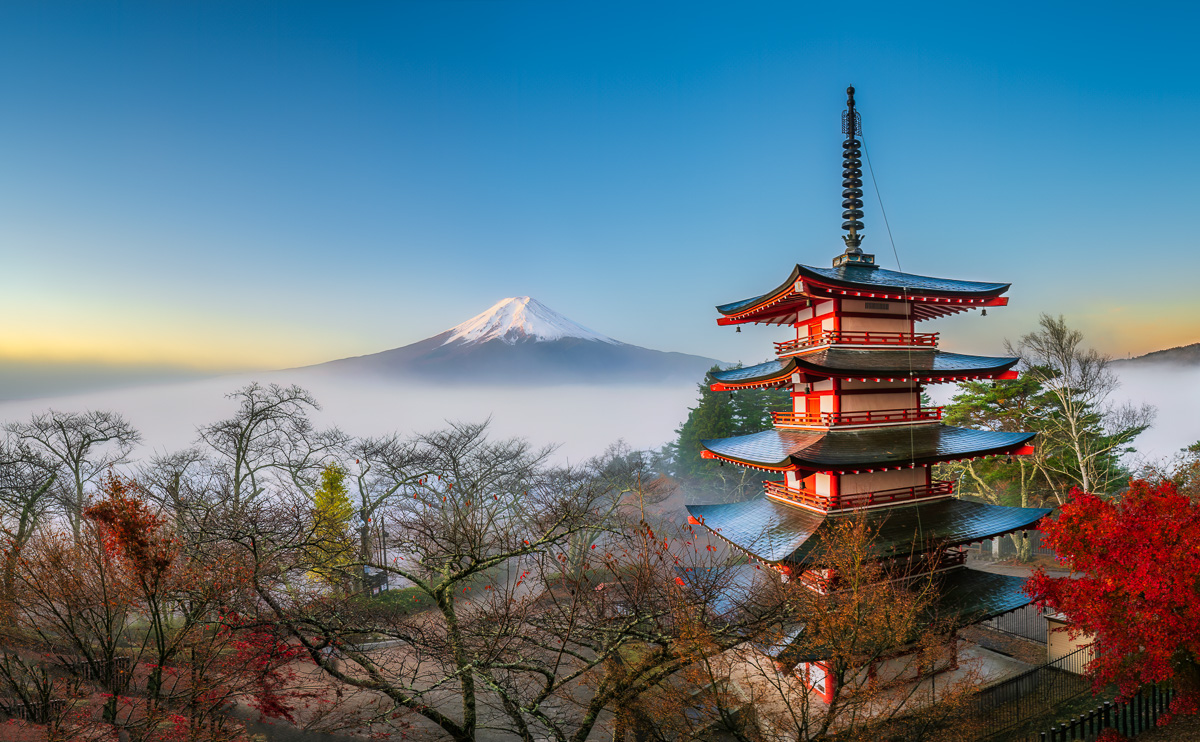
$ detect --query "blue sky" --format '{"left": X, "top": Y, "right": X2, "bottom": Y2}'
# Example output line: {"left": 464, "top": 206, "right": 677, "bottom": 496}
{"left": 2, "top": 1, "right": 1198, "bottom": 373}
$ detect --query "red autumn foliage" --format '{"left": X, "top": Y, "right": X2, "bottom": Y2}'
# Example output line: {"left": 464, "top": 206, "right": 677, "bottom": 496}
{"left": 83, "top": 473, "right": 173, "bottom": 580}
{"left": 1027, "top": 479, "right": 1200, "bottom": 708}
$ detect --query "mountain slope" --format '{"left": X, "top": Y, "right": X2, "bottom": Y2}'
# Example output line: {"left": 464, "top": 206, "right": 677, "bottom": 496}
{"left": 1113, "top": 343, "right": 1200, "bottom": 366}
{"left": 310, "top": 297, "right": 721, "bottom": 385}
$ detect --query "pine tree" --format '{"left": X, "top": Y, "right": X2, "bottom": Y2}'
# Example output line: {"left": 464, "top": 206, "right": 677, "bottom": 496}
{"left": 670, "top": 365, "right": 789, "bottom": 496}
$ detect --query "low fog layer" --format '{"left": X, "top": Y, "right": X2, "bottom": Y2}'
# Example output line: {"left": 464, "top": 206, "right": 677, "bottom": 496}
{"left": 4, "top": 362, "right": 1193, "bottom": 470}
{"left": 1106, "top": 364, "right": 1200, "bottom": 462}
{"left": 0, "top": 369, "right": 700, "bottom": 464}
{"left": 926, "top": 363, "right": 1200, "bottom": 466}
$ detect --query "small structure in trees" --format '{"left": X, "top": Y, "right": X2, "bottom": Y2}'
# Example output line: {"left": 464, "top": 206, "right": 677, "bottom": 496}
{"left": 684, "top": 86, "right": 1051, "bottom": 703}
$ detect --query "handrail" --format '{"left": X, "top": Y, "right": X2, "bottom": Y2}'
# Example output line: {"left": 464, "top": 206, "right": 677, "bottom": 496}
{"left": 772, "top": 406, "right": 943, "bottom": 428}
{"left": 775, "top": 330, "right": 938, "bottom": 355}
{"left": 763, "top": 480, "right": 955, "bottom": 511}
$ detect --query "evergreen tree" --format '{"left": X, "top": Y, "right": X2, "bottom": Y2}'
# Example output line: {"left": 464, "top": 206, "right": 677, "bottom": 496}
{"left": 310, "top": 463, "right": 354, "bottom": 586}
{"left": 670, "top": 365, "right": 789, "bottom": 497}
{"left": 940, "top": 372, "right": 1054, "bottom": 507}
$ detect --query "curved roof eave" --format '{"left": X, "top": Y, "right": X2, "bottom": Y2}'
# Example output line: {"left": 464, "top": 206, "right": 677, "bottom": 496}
{"left": 715, "top": 265, "right": 803, "bottom": 317}
{"left": 796, "top": 264, "right": 1010, "bottom": 298}
{"left": 709, "top": 351, "right": 1020, "bottom": 389}
{"left": 685, "top": 497, "right": 1050, "bottom": 566}
{"left": 700, "top": 425, "right": 1037, "bottom": 471}
{"left": 714, "top": 263, "right": 1012, "bottom": 323}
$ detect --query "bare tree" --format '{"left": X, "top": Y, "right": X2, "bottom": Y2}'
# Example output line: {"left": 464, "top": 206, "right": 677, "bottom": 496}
{"left": 225, "top": 423, "right": 804, "bottom": 742}
{"left": 344, "top": 433, "right": 430, "bottom": 564}
{"left": 221, "top": 421, "right": 579, "bottom": 741}
{"left": 197, "top": 383, "right": 343, "bottom": 505}
{"left": 5, "top": 410, "right": 141, "bottom": 539}
{"left": 0, "top": 435, "right": 59, "bottom": 608}
{"left": 1008, "top": 314, "right": 1155, "bottom": 497}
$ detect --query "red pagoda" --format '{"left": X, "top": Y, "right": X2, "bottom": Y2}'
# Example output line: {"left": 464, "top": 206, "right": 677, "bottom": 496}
{"left": 685, "top": 87, "right": 1050, "bottom": 702}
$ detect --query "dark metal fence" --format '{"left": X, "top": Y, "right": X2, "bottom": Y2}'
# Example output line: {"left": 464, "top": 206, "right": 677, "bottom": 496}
{"left": 1032, "top": 685, "right": 1174, "bottom": 742}
{"left": 972, "top": 645, "right": 1092, "bottom": 740}
{"left": 982, "top": 603, "right": 1049, "bottom": 644}
{"left": 0, "top": 697, "right": 68, "bottom": 724}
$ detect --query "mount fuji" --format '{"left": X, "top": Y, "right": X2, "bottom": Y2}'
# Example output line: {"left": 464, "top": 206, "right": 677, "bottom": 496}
{"left": 308, "top": 297, "right": 721, "bottom": 385}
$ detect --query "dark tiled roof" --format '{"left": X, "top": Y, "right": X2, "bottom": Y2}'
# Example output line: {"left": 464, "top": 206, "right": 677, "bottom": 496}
{"left": 701, "top": 425, "right": 1036, "bottom": 470}
{"left": 762, "top": 568, "right": 1034, "bottom": 663}
{"left": 936, "top": 568, "right": 1034, "bottom": 625}
{"left": 710, "top": 350, "right": 1018, "bottom": 385}
{"left": 715, "top": 264, "right": 1009, "bottom": 317}
{"left": 685, "top": 497, "right": 1049, "bottom": 565}
{"left": 716, "top": 293, "right": 772, "bottom": 315}
{"left": 711, "top": 359, "right": 791, "bottom": 383}
{"left": 797, "top": 264, "right": 1010, "bottom": 296}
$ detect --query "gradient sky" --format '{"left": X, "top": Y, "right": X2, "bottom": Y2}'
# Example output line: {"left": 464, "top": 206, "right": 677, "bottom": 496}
{"left": 3, "top": 1, "right": 1199, "bottom": 376}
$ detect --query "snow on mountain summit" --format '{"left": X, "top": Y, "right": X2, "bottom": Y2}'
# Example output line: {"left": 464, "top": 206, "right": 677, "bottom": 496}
{"left": 441, "top": 297, "right": 622, "bottom": 346}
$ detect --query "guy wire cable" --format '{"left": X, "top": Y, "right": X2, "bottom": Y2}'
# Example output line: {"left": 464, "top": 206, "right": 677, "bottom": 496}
{"left": 861, "top": 122, "right": 922, "bottom": 540}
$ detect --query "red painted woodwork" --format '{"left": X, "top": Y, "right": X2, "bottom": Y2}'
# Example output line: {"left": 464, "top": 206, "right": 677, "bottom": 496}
{"left": 774, "top": 329, "right": 938, "bottom": 355}
{"left": 763, "top": 480, "right": 955, "bottom": 512}
{"left": 772, "top": 406, "right": 943, "bottom": 429}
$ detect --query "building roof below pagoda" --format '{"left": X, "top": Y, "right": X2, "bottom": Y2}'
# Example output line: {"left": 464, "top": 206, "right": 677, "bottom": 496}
{"left": 760, "top": 567, "right": 1036, "bottom": 664}
{"left": 701, "top": 424, "right": 1035, "bottom": 471}
{"left": 685, "top": 496, "right": 1049, "bottom": 566}
{"left": 935, "top": 567, "right": 1034, "bottom": 626}
{"left": 710, "top": 350, "right": 1018, "bottom": 388}
{"left": 716, "top": 264, "right": 1011, "bottom": 324}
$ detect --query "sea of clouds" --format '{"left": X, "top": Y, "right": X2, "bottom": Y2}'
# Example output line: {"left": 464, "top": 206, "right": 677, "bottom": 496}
{"left": 1, "top": 363, "right": 1195, "bottom": 471}
{"left": 0, "top": 369, "right": 700, "bottom": 466}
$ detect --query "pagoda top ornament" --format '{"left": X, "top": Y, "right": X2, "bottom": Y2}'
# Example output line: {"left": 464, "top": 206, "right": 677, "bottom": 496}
{"left": 833, "top": 85, "right": 877, "bottom": 270}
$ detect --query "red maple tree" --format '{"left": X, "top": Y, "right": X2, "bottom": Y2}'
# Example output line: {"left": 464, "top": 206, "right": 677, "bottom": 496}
{"left": 1027, "top": 479, "right": 1200, "bottom": 722}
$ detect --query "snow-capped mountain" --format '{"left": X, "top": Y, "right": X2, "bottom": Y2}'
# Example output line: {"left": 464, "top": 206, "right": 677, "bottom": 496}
{"left": 441, "top": 297, "right": 621, "bottom": 346}
{"left": 308, "top": 297, "right": 720, "bottom": 385}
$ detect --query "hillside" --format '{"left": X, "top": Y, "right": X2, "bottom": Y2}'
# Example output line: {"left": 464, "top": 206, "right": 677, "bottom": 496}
{"left": 1113, "top": 343, "right": 1200, "bottom": 366}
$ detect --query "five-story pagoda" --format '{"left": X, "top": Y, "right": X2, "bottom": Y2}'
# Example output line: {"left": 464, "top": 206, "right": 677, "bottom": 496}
{"left": 685, "top": 87, "right": 1050, "bottom": 701}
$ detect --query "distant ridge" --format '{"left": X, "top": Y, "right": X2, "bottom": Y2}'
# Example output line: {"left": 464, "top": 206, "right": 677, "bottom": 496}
{"left": 307, "top": 297, "right": 721, "bottom": 385}
{"left": 1114, "top": 342, "right": 1200, "bottom": 366}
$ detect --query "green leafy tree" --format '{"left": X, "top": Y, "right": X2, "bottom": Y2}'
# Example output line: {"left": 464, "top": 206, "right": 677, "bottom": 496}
{"left": 1007, "top": 314, "right": 1154, "bottom": 497}
{"left": 310, "top": 463, "right": 355, "bottom": 585}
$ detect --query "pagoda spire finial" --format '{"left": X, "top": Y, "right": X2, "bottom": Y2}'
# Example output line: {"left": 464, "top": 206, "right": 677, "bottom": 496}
{"left": 834, "top": 85, "right": 876, "bottom": 268}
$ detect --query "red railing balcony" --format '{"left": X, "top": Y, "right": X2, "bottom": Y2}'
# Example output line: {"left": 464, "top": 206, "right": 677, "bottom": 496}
{"left": 774, "top": 330, "right": 939, "bottom": 356}
{"left": 762, "top": 480, "right": 955, "bottom": 511}
{"left": 772, "top": 406, "right": 943, "bottom": 429}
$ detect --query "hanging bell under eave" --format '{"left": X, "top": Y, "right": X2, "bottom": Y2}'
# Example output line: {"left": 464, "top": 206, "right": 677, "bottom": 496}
{"left": 736, "top": 326, "right": 741, "bottom": 333}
